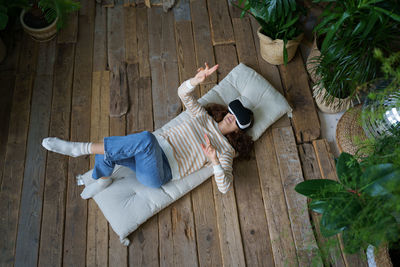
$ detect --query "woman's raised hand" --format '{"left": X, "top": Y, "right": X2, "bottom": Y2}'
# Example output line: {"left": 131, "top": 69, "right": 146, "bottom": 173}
{"left": 201, "top": 133, "right": 219, "bottom": 165}
{"left": 191, "top": 63, "right": 219, "bottom": 86}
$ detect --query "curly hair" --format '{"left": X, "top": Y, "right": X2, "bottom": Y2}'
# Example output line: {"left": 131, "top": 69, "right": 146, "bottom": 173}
{"left": 204, "top": 103, "right": 254, "bottom": 159}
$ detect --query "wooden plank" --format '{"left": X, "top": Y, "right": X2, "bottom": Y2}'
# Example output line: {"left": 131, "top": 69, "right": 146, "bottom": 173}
{"left": 191, "top": 180, "right": 223, "bottom": 266}
{"left": 0, "top": 74, "right": 15, "bottom": 187}
{"left": 0, "top": 31, "right": 22, "bottom": 73}
{"left": 190, "top": 0, "right": 217, "bottom": 84}
{"left": 127, "top": 64, "right": 153, "bottom": 132}
{"left": 278, "top": 52, "right": 320, "bottom": 143}
{"left": 207, "top": 0, "right": 235, "bottom": 45}
{"left": 173, "top": 0, "right": 190, "bottom": 21}
{"left": 93, "top": 3, "right": 108, "bottom": 71}
{"left": 17, "top": 33, "right": 39, "bottom": 74}
{"left": 230, "top": 19, "right": 275, "bottom": 265}
{"left": 14, "top": 40, "right": 56, "bottom": 267}
{"left": 254, "top": 129, "right": 298, "bottom": 267}
{"left": 214, "top": 45, "right": 238, "bottom": 82}
{"left": 272, "top": 127, "right": 323, "bottom": 266}
{"left": 109, "top": 117, "right": 128, "bottom": 267}
{"left": 189, "top": 84, "right": 223, "bottom": 267}
{"left": 103, "top": 0, "right": 115, "bottom": 7}
{"left": 312, "top": 139, "right": 368, "bottom": 267}
{"left": 87, "top": 71, "right": 110, "bottom": 267}
{"left": 124, "top": 6, "right": 138, "bottom": 64}
{"left": 212, "top": 179, "right": 246, "bottom": 266}
{"left": 175, "top": 20, "right": 200, "bottom": 99}
{"left": 0, "top": 73, "right": 33, "bottom": 267}
{"left": 63, "top": 2, "right": 95, "bottom": 265}
{"left": 57, "top": 11, "right": 79, "bottom": 43}
{"left": 137, "top": 6, "right": 151, "bottom": 77}
{"left": 108, "top": 5, "right": 129, "bottom": 117}
{"left": 129, "top": 216, "right": 159, "bottom": 266}
{"left": 124, "top": 0, "right": 136, "bottom": 6}
{"left": 127, "top": 63, "right": 158, "bottom": 266}
{"left": 298, "top": 143, "right": 346, "bottom": 267}
{"left": 38, "top": 43, "right": 75, "bottom": 267}
{"left": 249, "top": 17, "right": 291, "bottom": 129}
{"left": 234, "top": 151, "right": 275, "bottom": 266}
{"left": 148, "top": 7, "right": 181, "bottom": 129}
{"left": 231, "top": 17, "right": 259, "bottom": 76}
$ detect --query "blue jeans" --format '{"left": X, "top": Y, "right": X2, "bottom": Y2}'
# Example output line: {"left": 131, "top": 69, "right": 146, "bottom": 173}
{"left": 92, "top": 131, "right": 172, "bottom": 188}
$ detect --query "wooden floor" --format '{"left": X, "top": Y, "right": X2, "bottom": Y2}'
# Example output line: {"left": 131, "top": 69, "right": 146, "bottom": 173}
{"left": 0, "top": 0, "right": 369, "bottom": 266}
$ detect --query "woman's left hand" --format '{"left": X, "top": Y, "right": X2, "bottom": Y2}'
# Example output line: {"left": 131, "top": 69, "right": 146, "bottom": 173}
{"left": 191, "top": 63, "right": 218, "bottom": 86}
{"left": 201, "top": 133, "right": 219, "bottom": 165}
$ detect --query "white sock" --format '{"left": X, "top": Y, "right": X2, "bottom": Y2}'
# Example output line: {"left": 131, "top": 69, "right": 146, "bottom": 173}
{"left": 80, "top": 178, "right": 112, "bottom": 199}
{"left": 42, "top": 137, "right": 92, "bottom": 157}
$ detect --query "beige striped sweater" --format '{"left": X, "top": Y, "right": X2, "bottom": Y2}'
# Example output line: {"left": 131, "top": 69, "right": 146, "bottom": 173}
{"left": 154, "top": 80, "right": 235, "bottom": 194}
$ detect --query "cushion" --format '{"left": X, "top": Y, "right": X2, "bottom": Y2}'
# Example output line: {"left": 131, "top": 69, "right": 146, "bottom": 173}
{"left": 76, "top": 63, "right": 292, "bottom": 246}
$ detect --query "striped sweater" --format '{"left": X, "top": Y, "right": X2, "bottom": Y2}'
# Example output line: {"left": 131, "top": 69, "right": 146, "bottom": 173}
{"left": 155, "top": 80, "right": 235, "bottom": 194}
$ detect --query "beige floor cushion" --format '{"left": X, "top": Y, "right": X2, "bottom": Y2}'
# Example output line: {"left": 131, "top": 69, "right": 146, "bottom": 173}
{"left": 76, "top": 63, "right": 292, "bottom": 245}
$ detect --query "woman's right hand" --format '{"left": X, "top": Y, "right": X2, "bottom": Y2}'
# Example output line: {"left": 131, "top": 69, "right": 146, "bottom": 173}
{"left": 190, "top": 63, "right": 218, "bottom": 86}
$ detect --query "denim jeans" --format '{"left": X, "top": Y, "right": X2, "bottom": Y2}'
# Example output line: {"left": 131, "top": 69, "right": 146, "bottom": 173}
{"left": 92, "top": 131, "right": 172, "bottom": 188}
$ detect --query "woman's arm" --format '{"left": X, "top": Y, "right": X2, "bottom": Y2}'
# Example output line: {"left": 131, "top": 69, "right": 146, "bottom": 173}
{"left": 178, "top": 63, "right": 219, "bottom": 117}
{"left": 201, "top": 134, "right": 233, "bottom": 194}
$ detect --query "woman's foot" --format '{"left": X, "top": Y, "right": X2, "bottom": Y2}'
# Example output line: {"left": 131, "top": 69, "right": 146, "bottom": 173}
{"left": 80, "top": 178, "right": 112, "bottom": 199}
{"left": 42, "top": 137, "right": 92, "bottom": 157}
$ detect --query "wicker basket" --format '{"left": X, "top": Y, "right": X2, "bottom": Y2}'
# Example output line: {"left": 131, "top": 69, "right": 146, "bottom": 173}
{"left": 336, "top": 105, "right": 367, "bottom": 155}
{"left": 306, "top": 35, "right": 321, "bottom": 83}
{"left": 20, "top": 9, "right": 58, "bottom": 42}
{"left": 375, "top": 245, "right": 393, "bottom": 267}
{"left": 314, "top": 84, "right": 352, "bottom": 114}
{"left": 257, "top": 28, "right": 303, "bottom": 65}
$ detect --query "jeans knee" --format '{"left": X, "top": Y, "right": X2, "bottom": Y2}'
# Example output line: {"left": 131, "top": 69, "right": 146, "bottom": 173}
{"left": 140, "top": 131, "right": 156, "bottom": 149}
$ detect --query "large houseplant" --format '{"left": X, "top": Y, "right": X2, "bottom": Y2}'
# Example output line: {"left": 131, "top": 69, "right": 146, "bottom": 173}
{"left": 295, "top": 128, "right": 400, "bottom": 256}
{"left": 20, "top": 0, "right": 80, "bottom": 42}
{"left": 307, "top": 0, "right": 400, "bottom": 113}
{"left": 236, "top": 0, "right": 305, "bottom": 65}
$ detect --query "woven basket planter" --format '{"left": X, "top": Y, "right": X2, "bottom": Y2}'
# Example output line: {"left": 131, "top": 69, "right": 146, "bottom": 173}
{"left": 20, "top": 9, "right": 58, "bottom": 42}
{"left": 313, "top": 83, "right": 352, "bottom": 113}
{"left": 306, "top": 35, "right": 321, "bottom": 83}
{"left": 257, "top": 27, "right": 303, "bottom": 65}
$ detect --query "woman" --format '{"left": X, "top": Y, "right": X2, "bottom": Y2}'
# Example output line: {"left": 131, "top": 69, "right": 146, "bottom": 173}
{"left": 42, "top": 63, "right": 254, "bottom": 199}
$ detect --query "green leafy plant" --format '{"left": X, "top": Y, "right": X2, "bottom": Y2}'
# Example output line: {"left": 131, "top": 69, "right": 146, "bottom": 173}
{"left": 360, "top": 49, "right": 400, "bottom": 124}
{"left": 295, "top": 128, "right": 400, "bottom": 254}
{"left": 235, "top": 0, "right": 305, "bottom": 64}
{"left": 0, "top": 0, "right": 29, "bottom": 30}
{"left": 36, "top": 0, "right": 80, "bottom": 30}
{"left": 309, "top": 0, "right": 400, "bottom": 107}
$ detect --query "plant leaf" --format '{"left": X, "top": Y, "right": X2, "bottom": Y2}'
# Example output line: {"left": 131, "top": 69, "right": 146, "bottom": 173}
{"left": 309, "top": 200, "right": 328, "bottom": 214}
{"left": 295, "top": 179, "right": 344, "bottom": 199}
{"left": 362, "top": 168, "right": 400, "bottom": 197}
{"left": 336, "top": 152, "right": 361, "bottom": 189}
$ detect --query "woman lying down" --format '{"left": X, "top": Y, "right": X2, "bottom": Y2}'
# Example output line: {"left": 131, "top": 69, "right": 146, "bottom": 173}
{"left": 42, "top": 63, "right": 254, "bottom": 199}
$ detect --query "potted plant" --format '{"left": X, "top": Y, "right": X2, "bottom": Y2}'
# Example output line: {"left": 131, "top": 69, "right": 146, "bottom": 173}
{"left": 0, "top": 0, "right": 30, "bottom": 61}
{"left": 20, "top": 0, "right": 80, "bottom": 42}
{"left": 306, "top": 0, "right": 400, "bottom": 113}
{"left": 236, "top": 0, "right": 305, "bottom": 65}
{"left": 295, "top": 127, "right": 400, "bottom": 264}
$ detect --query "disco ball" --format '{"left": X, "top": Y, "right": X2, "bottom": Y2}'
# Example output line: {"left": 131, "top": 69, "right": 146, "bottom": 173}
{"left": 362, "top": 90, "right": 400, "bottom": 139}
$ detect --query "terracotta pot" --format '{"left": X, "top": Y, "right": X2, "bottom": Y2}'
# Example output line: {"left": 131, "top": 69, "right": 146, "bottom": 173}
{"left": 257, "top": 27, "right": 303, "bottom": 65}
{"left": 306, "top": 35, "right": 321, "bottom": 83}
{"left": 20, "top": 9, "right": 58, "bottom": 42}
{"left": 0, "top": 37, "right": 6, "bottom": 63}
{"left": 313, "top": 83, "right": 352, "bottom": 113}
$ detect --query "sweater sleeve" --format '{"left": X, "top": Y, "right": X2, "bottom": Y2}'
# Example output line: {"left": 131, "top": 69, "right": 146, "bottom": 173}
{"left": 177, "top": 80, "right": 207, "bottom": 117}
{"left": 212, "top": 151, "right": 234, "bottom": 194}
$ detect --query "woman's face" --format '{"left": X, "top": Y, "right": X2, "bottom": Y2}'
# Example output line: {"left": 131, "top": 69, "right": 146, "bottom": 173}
{"left": 221, "top": 112, "right": 240, "bottom": 134}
